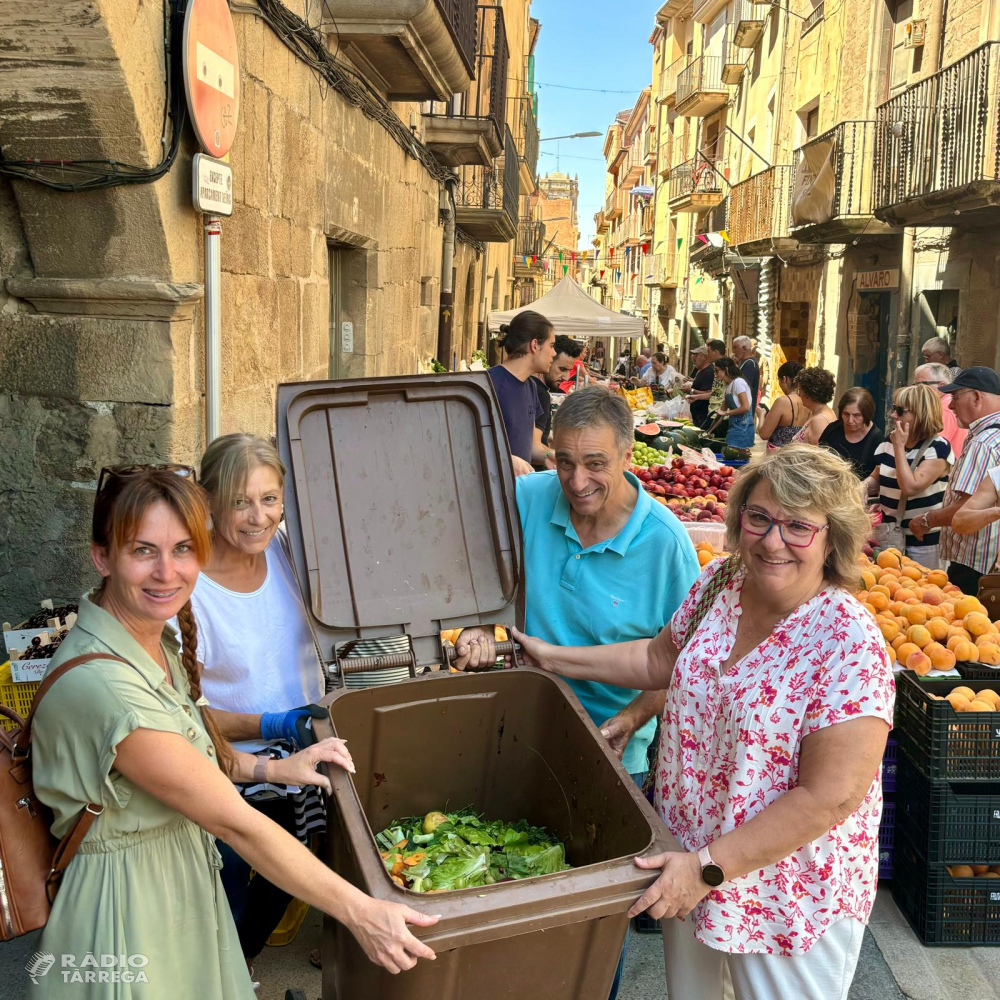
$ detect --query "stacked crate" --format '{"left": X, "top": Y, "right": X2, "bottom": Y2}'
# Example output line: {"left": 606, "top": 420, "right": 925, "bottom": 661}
{"left": 892, "top": 671, "right": 1000, "bottom": 945}
{"left": 878, "top": 735, "right": 898, "bottom": 880}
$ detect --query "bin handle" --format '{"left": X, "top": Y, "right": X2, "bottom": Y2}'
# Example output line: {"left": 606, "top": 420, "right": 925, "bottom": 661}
{"left": 443, "top": 639, "right": 523, "bottom": 671}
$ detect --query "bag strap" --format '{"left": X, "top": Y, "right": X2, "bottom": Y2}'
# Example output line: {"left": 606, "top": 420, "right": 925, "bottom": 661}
{"left": 896, "top": 438, "right": 934, "bottom": 526}
{"left": 681, "top": 555, "right": 741, "bottom": 649}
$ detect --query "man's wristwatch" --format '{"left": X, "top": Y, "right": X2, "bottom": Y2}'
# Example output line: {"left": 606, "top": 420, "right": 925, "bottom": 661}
{"left": 698, "top": 845, "right": 726, "bottom": 888}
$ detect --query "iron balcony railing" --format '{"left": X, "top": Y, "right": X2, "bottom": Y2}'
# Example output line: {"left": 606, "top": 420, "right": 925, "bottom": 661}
{"left": 669, "top": 154, "right": 725, "bottom": 202}
{"left": 606, "top": 189, "right": 616, "bottom": 215}
{"left": 641, "top": 203, "right": 654, "bottom": 235}
{"left": 874, "top": 41, "right": 1000, "bottom": 212}
{"left": 791, "top": 120, "right": 878, "bottom": 225}
{"left": 801, "top": 0, "right": 825, "bottom": 34}
{"left": 663, "top": 55, "right": 685, "bottom": 101}
{"left": 424, "top": 5, "right": 508, "bottom": 146}
{"left": 695, "top": 196, "right": 730, "bottom": 243}
{"left": 640, "top": 251, "right": 678, "bottom": 285}
{"left": 677, "top": 56, "right": 726, "bottom": 107}
{"left": 455, "top": 125, "right": 518, "bottom": 219}
{"left": 516, "top": 218, "right": 544, "bottom": 258}
{"left": 728, "top": 164, "right": 792, "bottom": 245}
{"left": 731, "top": 0, "right": 765, "bottom": 46}
{"left": 514, "top": 96, "right": 540, "bottom": 183}
{"left": 435, "top": 0, "right": 478, "bottom": 76}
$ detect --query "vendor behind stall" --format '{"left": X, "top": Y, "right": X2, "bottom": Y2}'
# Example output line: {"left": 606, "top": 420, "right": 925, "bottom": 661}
{"left": 533, "top": 335, "right": 584, "bottom": 456}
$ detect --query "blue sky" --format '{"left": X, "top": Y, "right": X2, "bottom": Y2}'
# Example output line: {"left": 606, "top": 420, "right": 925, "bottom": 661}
{"left": 531, "top": 1, "right": 660, "bottom": 249}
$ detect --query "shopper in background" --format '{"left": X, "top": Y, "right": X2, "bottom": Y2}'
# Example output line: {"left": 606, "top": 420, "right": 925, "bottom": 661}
{"left": 915, "top": 367, "right": 1000, "bottom": 594}
{"left": 640, "top": 352, "right": 678, "bottom": 390}
{"left": 921, "top": 336, "right": 961, "bottom": 378}
{"left": 864, "top": 385, "right": 953, "bottom": 568}
{"left": 792, "top": 367, "right": 838, "bottom": 445}
{"left": 820, "top": 387, "right": 882, "bottom": 479}
{"left": 612, "top": 346, "right": 633, "bottom": 378}
{"left": 712, "top": 357, "right": 755, "bottom": 451}
{"left": 31, "top": 467, "right": 437, "bottom": 1000}
{"left": 513, "top": 445, "right": 892, "bottom": 1000}
{"left": 636, "top": 353, "right": 651, "bottom": 380}
{"left": 913, "top": 362, "right": 968, "bottom": 458}
{"left": 686, "top": 345, "right": 715, "bottom": 429}
{"left": 758, "top": 360, "right": 807, "bottom": 450}
{"left": 732, "top": 336, "right": 760, "bottom": 411}
{"left": 489, "top": 310, "right": 557, "bottom": 476}
{"left": 534, "top": 335, "right": 583, "bottom": 454}
{"left": 688, "top": 339, "right": 728, "bottom": 431}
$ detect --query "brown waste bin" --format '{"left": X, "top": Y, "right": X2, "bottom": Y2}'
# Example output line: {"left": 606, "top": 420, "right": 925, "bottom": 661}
{"left": 276, "top": 374, "right": 677, "bottom": 1000}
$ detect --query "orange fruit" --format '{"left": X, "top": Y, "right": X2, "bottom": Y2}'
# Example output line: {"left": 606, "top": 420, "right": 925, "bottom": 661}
{"left": 877, "top": 549, "right": 902, "bottom": 569}
{"left": 870, "top": 584, "right": 891, "bottom": 598}
{"left": 879, "top": 619, "right": 900, "bottom": 642}
{"left": 949, "top": 865, "right": 975, "bottom": 877}
{"left": 926, "top": 618, "right": 950, "bottom": 641}
{"left": 965, "top": 612, "right": 992, "bottom": 636}
{"left": 940, "top": 603, "right": 956, "bottom": 620}
{"left": 697, "top": 549, "right": 715, "bottom": 567}
{"left": 862, "top": 602, "right": 877, "bottom": 616}
{"left": 906, "top": 651, "right": 933, "bottom": 675}
{"left": 894, "top": 588, "right": 917, "bottom": 604}
{"left": 953, "top": 640, "right": 980, "bottom": 662}
{"left": 980, "top": 643, "right": 1000, "bottom": 666}
{"left": 952, "top": 686, "right": 976, "bottom": 700}
{"left": 946, "top": 692, "right": 972, "bottom": 711}
{"left": 868, "top": 592, "right": 890, "bottom": 611}
{"left": 885, "top": 579, "right": 902, "bottom": 596}
{"left": 896, "top": 642, "right": 921, "bottom": 663}
{"left": 905, "top": 605, "right": 929, "bottom": 626}
{"left": 901, "top": 565, "right": 922, "bottom": 581}
{"left": 975, "top": 689, "right": 1000, "bottom": 708}
{"left": 891, "top": 635, "right": 908, "bottom": 652}
{"left": 944, "top": 583, "right": 963, "bottom": 594}
{"left": 926, "top": 570, "right": 949, "bottom": 587}
{"left": 860, "top": 569, "right": 877, "bottom": 591}
{"left": 886, "top": 645, "right": 897, "bottom": 665}
{"left": 969, "top": 699, "right": 995, "bottom": 712}
{"left": 922, "top": 588, "right": 944, "bottom": 606}
{"left": 928, "top": 645, "right": 956, "bottom": 670}
{"left": 973, "top": 865, "right": 991, "bottom": 875}
{"left": 954, "top": 596, "right": 985, "bottom": 619}
{"left": 906, "top": 624, "right": 932, "bottom": 648}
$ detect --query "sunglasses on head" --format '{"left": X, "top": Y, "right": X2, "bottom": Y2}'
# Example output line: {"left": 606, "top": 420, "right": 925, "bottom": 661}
{"left": 97, "top": 464, "right": 197, "bottom": 495}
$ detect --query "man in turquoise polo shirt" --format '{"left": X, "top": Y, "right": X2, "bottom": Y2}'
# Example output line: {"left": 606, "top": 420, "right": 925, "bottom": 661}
{"left": 452, "top": 386, "right": 699, "bottom": 780}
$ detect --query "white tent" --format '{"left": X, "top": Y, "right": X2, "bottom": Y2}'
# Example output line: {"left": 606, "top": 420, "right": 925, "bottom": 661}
{"left": 487, "top": 276, "right": 645, "bottom": 339}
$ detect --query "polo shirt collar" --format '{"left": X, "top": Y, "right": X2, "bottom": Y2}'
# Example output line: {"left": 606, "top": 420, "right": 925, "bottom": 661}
{"left": 75, "top": 589, "right": 180, "bottom": 691}
{"left": 968, "top": 411, "right": 1000, "bottom": 435}
{"left": 548, "top": 471, "right": 650, "bottom": 555}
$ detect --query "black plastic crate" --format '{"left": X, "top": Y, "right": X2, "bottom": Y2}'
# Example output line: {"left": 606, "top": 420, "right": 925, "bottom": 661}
{"left": 958, "top": 663, "right": 1000, "bottom": 684}
{"left": 893, "top": 829, "right": 1000, "bottom": 945}
{"left": 882, "top": 735, "right": 898, "bottom": 793}
{"left": 895, "top": 755, "right": 1000, "bottom": 863}
{"left": 633, "top": 912, "right": 661, "bottom": 934}
{"left": 879, "top": 799, "right": 895, "bottom": 879}
{"left": 895, "top": 671, "right": 1000, "bottom": 780}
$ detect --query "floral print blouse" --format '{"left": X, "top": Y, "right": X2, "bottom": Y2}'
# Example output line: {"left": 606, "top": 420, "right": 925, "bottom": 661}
{"left": 655, "top": 561, "right": 895, "bottom": 956}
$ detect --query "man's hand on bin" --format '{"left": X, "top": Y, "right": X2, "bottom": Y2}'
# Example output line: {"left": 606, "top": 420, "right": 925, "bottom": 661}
{"left": 512, "top": 455, "right": 534, "bottom": 477}
{"left": 599, "top": 710, "right": 639, "bottom": 761}
{"left": 446, "top": 627, "right": 511, "bottom": 671}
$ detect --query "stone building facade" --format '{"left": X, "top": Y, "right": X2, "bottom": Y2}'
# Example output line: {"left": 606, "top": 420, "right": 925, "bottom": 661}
{"left": 0, "top": 0, "right": 537, "bottom": 615}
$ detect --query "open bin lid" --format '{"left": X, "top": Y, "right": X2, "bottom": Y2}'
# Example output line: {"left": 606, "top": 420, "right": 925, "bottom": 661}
{"left": 275, "top": 373, "right": 524, "bottom": 669}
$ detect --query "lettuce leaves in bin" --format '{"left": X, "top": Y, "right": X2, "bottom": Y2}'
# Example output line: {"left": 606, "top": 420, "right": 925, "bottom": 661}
{"left": 377, "top": 809, "right": 572, "bottom": 893}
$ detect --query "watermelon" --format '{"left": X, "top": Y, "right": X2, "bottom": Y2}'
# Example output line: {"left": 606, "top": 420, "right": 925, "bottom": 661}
{"left": 634, "top": 423, "right": 661, "bottom": 443}
{"left": 722, "top": 446, "right": 752, "bottom": 461}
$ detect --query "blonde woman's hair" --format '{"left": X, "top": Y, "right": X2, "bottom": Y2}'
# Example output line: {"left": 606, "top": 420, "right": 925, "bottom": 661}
{"left": 723, "top": 444, "right": 870, "bottom": 590}
{"left": 199, "top": 433, "right": 286, "bottom": 521}
{"left": 894, "top": 383, "right": 944, "bottom": 442}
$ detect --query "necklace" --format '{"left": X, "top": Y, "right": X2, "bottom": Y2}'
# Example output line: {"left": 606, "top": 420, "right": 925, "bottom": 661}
{"left": 157, "top": 643, "right": 173, "bottom": 687}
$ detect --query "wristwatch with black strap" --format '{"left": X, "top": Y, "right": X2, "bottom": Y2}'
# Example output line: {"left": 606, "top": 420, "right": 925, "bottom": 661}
{"left": 698, "top": 844, "right": 727, "bottom": 888}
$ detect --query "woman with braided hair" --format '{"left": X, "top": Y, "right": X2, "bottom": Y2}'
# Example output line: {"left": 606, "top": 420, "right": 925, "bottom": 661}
{"left": 31, "top": 465, "right": 438, "bottom": 999}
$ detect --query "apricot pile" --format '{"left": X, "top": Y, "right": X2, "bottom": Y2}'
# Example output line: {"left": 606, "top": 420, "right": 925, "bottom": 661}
{"left": 925, "top": 686, "right": 1000, "bottom": 713}
{"left": 946, "top": 864, "right": 1000, "bottom": 878}
{"left": 855, "top": 549, "right": 1000, "bottom": 673}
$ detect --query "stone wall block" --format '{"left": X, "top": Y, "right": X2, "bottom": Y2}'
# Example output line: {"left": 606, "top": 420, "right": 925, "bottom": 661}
{"left": 221, "top": 206, "right": 269, "bottom": 276}
{"left": 243, "top": 81, "right": 271, "bottom": 213}
{"left": 276, "top": 278, "right": 300, "bottom": 376}
{"left": 271, "top": 217, "right": 292, "bottom": 277}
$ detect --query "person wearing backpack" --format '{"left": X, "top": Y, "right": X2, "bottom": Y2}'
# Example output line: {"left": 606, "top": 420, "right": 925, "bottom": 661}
{"left": 26, "top": 465, "right": 437, "bottom": 997}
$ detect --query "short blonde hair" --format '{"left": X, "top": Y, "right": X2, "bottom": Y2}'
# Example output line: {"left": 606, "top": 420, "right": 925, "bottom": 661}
{"left": 723, "top": 445, "right": 870, "bottom": 590}
{"left": 894, "top": 384, "right": 943, "bottom": 441}
{"left": 199, "top": 433, "right": 286, "bottom": 519}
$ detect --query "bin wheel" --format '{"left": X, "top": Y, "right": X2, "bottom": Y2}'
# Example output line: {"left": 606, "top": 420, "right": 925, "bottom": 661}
{"left": 284, "top": 991, "right": 308, "bottom": 1000}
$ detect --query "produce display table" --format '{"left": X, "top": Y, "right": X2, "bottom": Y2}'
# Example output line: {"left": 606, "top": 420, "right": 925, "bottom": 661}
{"left": 681, "top": 521, "right": 728, "bottom": 548}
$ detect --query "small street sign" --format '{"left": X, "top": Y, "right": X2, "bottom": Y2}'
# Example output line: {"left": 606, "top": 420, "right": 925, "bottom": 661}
{"left": 192, "top": 153, "right": 234, "bottom": 216}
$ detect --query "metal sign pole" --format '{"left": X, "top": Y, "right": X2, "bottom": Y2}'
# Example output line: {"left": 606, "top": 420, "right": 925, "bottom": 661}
{"left": 205, "top": 215, "right": 222, "bottom": 442}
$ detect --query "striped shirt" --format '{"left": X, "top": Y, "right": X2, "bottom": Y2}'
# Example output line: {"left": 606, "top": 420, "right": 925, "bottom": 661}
{"left": 940, "top": 412, "right": 1000, "bottom": 572}
{"left": 874, "top": 436, "right": 954, "bottom": 546}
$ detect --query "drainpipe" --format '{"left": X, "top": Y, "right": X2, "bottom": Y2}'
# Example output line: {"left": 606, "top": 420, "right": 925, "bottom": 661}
{"left": 438, "top": 173, "right": 457, "bottom": 368}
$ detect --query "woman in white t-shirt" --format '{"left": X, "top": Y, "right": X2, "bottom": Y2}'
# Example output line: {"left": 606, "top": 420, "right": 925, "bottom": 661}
{"left": 713, "top": 357, "right": 755, "bottom": 450}
{"left": 186, "top": 433, "right": 330, "bottom": 966}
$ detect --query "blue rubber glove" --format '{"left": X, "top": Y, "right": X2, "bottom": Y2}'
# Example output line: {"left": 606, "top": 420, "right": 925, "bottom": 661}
{"left": 260, "top": 705, "right": 325, "bottom": 746}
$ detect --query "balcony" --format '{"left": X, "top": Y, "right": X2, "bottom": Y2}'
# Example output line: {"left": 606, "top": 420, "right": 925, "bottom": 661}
{"left": 609, "top": 141, "right": 630, "bottom": 176}
{"left": 874, "top": 42, "right": 1000, "bottom": 227}
{"left": 658, "top": 133, "right": 673, "bottom": 178}
{"left": 691, "top": 197, "right": 730, "bottom": 272}
{"left": 644, "top": 129, "right": 657, "bottom": 166}
{"left": 622, "top": 145, "right": 644, "bottom": 186}
{"left": 731, "top": 0, "right": 765, "bottom": 47}
{"left": 676, "top": 56, "right": 729, "bottom": 117}
{"left": 641, "top": 251, "right": 679, "bottom": 287}
{"left": 727, "top": 165, "right": 795, "bottom": 252}
{"left": 327, "top": 0, "right": 476, "bottom": 100}
{"left": 640, "top": 203, "right": 655, "bottom": 237}
{"left": 595, "top": 209, "right": 609, "bottom": 234}
{"left": 668, "top": 154, "right": 726, "bottom": 213}
{"left": 454, "top": 126, "right": 519, "bottom": 241}
{"left": 422, "top": 6, "right": 507, "bottom": 167}
{"left": 662, "top": 55, "right": 684, "bottom": 106}
{"left": 514, "top": 218, "right": 545, "bottom": 276}
{"left": 513, "top": 96, "right": 540, "bottom": 193}
{"left": 722, "top": 35, "right": 744, "bottom": 85}
{"left": 606, "top": 187, "right": 623, "bottom": 221}
{"left": 791, "top": 120, "right": 898, "bottom": 243}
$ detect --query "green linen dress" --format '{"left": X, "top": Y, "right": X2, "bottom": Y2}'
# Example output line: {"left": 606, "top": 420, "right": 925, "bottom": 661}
{"left": 31, "top": 593, "right": 255, "bottom": 999}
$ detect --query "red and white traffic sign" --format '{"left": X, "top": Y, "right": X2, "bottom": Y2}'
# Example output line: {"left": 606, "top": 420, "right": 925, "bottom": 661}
{"left": 183, "top": 0, "right": 241, "bottom": 158}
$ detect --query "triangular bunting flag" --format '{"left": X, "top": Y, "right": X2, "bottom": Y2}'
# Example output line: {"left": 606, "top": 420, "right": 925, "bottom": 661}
{"left": 677, "top": 237, "right": 683, "bottom": 250}
{"left": 719, "top": 230, "right": 730, "bottom": 243}
{"left": 563, "top": 264, "right": 568, "bottom": 275}
{"left": 600, "top": 269, "right": 605, "bottom": 277}
{"left": 531, "top": 255, "right": 536, "bottom": 265}
{"left": 559, "top": 251, "right": 564, "bottom": 262}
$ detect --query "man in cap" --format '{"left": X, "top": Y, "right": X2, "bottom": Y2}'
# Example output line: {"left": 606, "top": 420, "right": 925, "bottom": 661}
{"left": 911, "top": 367, "right": 1000, "bottom": 595}
{"left": 684, "top": 345, "right": 714, "bottom": 428}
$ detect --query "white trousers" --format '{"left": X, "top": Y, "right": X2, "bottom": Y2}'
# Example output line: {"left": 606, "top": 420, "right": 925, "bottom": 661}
{"left": 662, "top": 915, "right": 865, "bottom": 1000}
{"left": 906, "top": 543, "right": 940, "bottom": 569}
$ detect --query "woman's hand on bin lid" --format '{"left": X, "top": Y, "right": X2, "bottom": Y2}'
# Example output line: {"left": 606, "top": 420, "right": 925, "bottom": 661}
{"left": 628, "top": 851, "right": 711, "bottom": 921}
{"left": 345, "top": 897, "right": 439, "bottom": 974}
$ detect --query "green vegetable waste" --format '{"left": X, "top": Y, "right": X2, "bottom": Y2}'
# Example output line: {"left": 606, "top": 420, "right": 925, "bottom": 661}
{"left": 376, "top": 809, "right": 572, "bottom": 893}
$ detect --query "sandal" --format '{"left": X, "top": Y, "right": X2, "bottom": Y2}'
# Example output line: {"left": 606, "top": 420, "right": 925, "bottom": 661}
{"left": 308, "top": 948, "right": 322, "bottom": 970}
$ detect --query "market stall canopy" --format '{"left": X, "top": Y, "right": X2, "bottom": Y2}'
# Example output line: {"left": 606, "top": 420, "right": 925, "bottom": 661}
{"left": 487, "top": 276, "right": 645, "bottom": 339}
